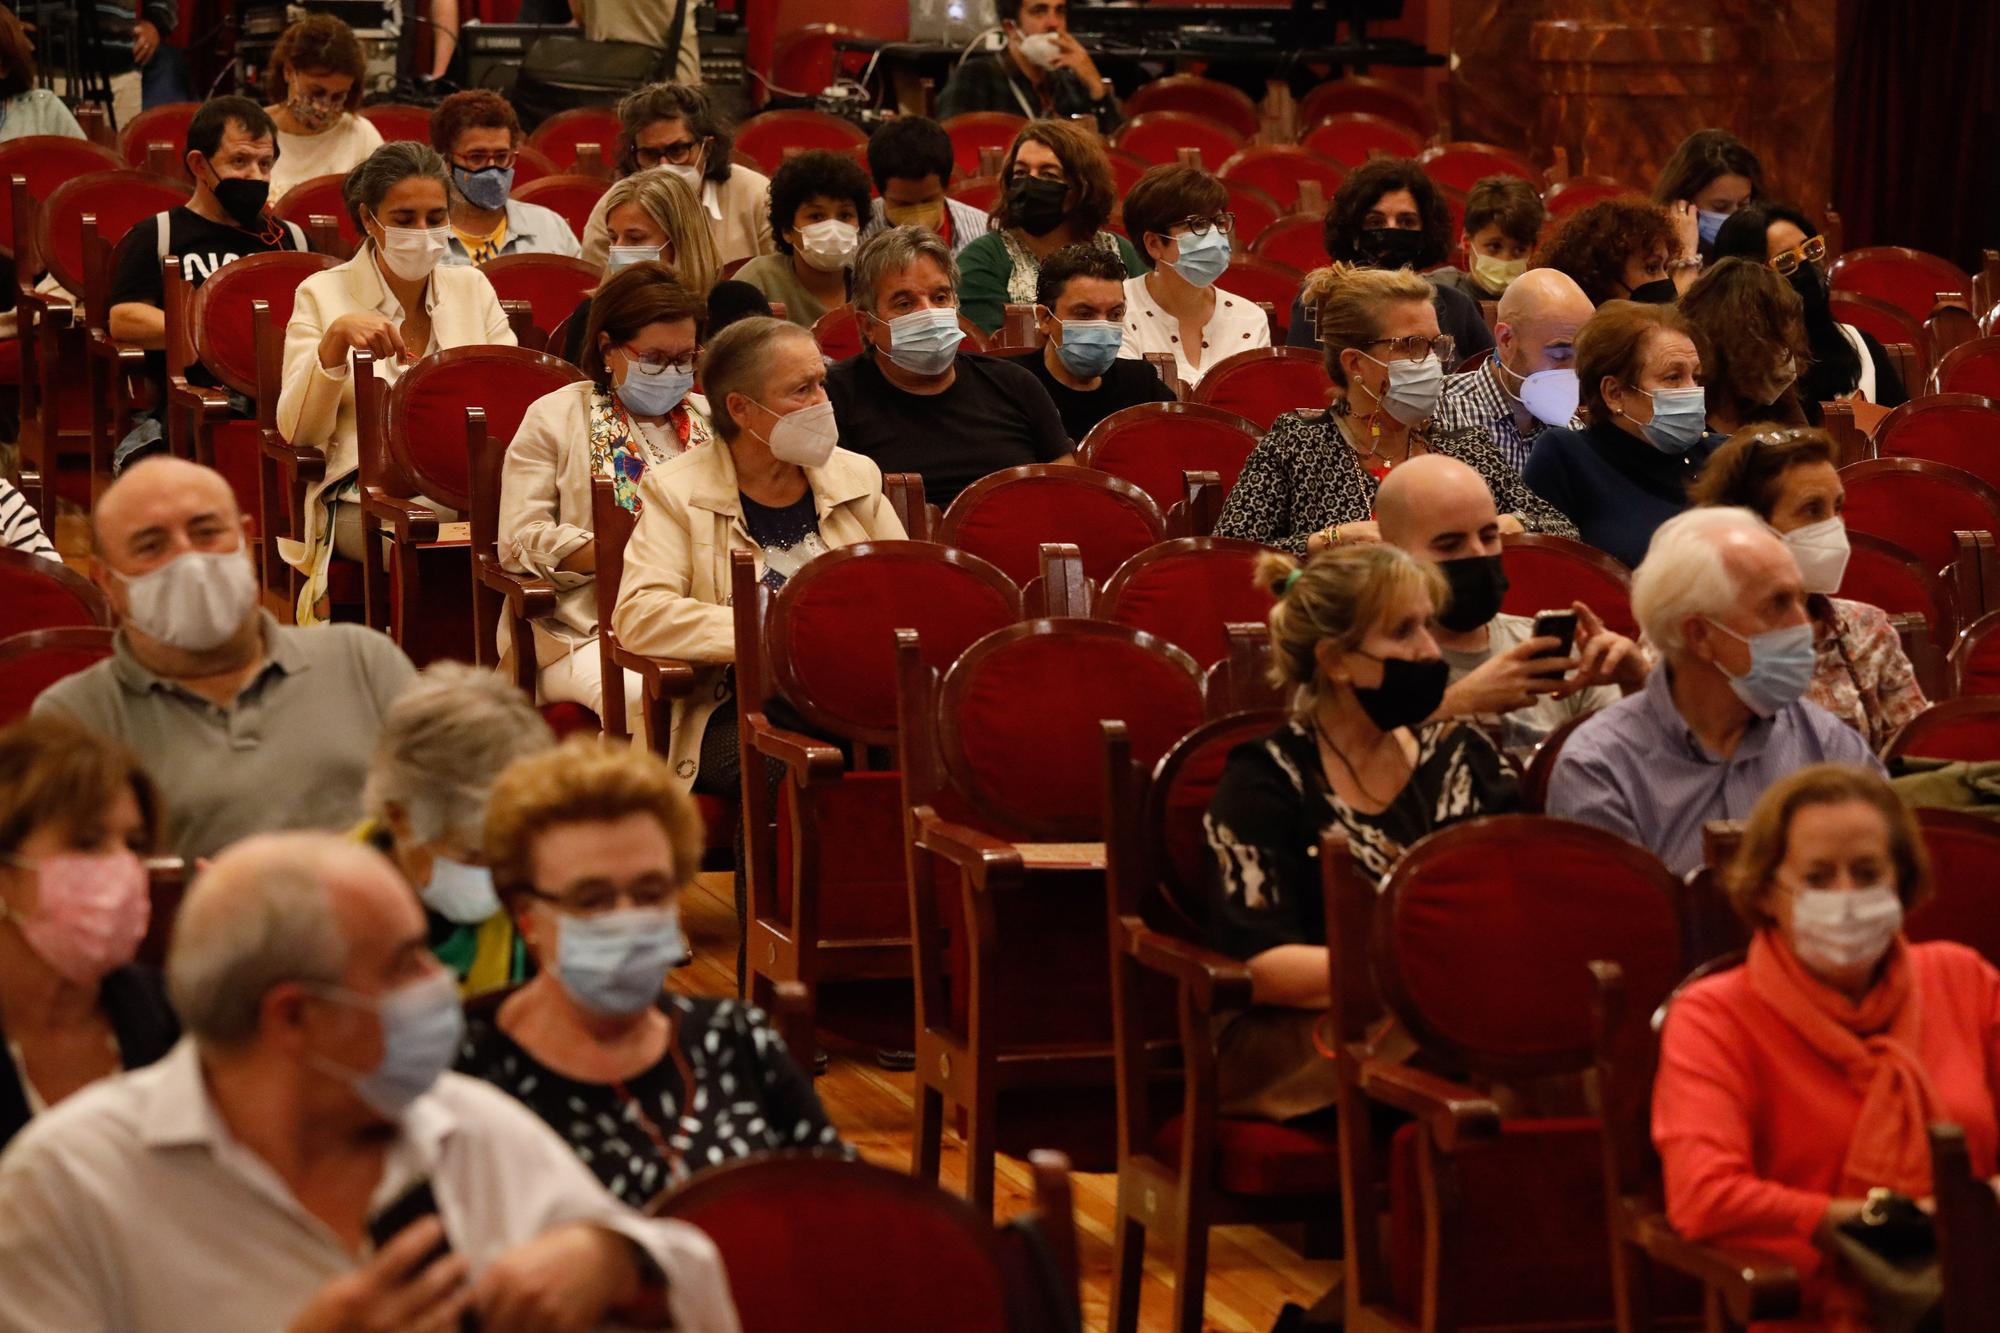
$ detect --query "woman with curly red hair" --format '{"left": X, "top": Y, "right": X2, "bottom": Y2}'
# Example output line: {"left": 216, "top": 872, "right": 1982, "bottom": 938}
{"left": 1535, "top": 197, "right": 1697, "bottom": 306}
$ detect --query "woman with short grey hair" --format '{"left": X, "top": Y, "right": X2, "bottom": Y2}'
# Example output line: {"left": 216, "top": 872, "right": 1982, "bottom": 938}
{"left": 358, "top": 662, "right": 554, "bottom": 995}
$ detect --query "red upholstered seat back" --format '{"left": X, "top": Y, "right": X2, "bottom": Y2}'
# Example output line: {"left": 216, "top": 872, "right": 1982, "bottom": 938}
{"left": 1191, "top": 348, "right": 1333, "bottom": 431}
{"left": 39, "top": 170, "right": 191, "bottom": 296}
{"left": 654, "top": 1155, "right": 1010, "bottom": 1333}
{"left": 1839, "top": 532, "right": 1960, "bottom": 642}
{"left": 1217, "top": 146, "right": 1345, "bottom": 213}
{"left": 1829, "top": 245, "right": 1971, "bottom": 323}
{"left": 1543, "top": 176, "right": 1637, "bottom": 218}
{"left": 1873, "top": 394, "right": 2000, "bottom": 493}
{"left": 1122, "top": 76, "right": 1260, "bottom": 138}
{"left": 938, "top": 113, "right": 1025, "bottom": 181}
{"left": 384, "top": 347, "right": 586, "bottom": 513}
{"left": 1098, "top": 538, "right": 1275, "bottom": 670}
{"left": 0, "top": 552, "right": 114, "bottom": 639}
{"left": 769, "top": 542, "right": 1020, "bottom": 746}
{"left": 358, "top": 104, "right": 433, "bottom": 144}
{"left": 940, "top": 466, "right": 1166, "bottom": 586}
{"left": 1885, "top": 699, "right": 2000, "bottom": 763}
{"left": 508, "top": 174, "right": 611, "bottom": 238}
{"left": 273, "top": 174, "right": 360, "bottom": 252}
{"left": 1931, "top": 337, "right": 2000, "bottom": 398}
{"left": 1498, "top": 533, "right": 1637, "bottom": 638}
{"left": 191, "top": 251, "right": 340, "bottom": 398}
{"left": 527, "top": 107, "right": 625, "bottom": 171}
{"left": 1110, "top": 112, "right": 1242, "bottom": 171}
{"left": 117, "top": 102, "right": 199, "bottom": 168}
{"left": 1839, "top": 458, "right": 2000, "bottom": 571}
{"left": 810, "top": 306, "right": 864, "bottom": 361}
{"left": 0, "top": 627, "right": 116, "bottom": 725}
{"left": 477, "top": 253, "right": 601, "bottom": 341}
{"left": 1078, "top": 402, "right": 1261, "bottom": 509}
{"left": 1249, "top": 214, "right": 1329, "bottom": 272}
{"left": 1956, "top": 611, "right": 2000, "bottom": 697}
{"left": 734, "top": 110, "right": 869, "bottom": 166}
{"left": 939, "top": 620, "right": 1204, "bottom": 841}
{"left": 1906, "top": 809, "right": 2000, "bottom": 967}
{"left": 1219, "top": 256, "right": 1302, "bottom": 340}
{"left": 1302, "top": 112, "right": 1425, "bottom": 168}
{"left": 1378, "top": 815, "right": 1682, "bottom": 1073}
{"left": 1148, "top": 710, "right": 1285, "bottom": 928}
{"left": 1416, "top": 141, "right": 1539, "bottom": 193}
{"left": 1297, "top": 77, "right": 1436, "bottom": 138}
{"left": 0, "top": 136, "right": 122, "bottom": 259}
{"left": 1827, "top": 291, "right": 1926, "bottom": 366}
{"left": 1221, "top": 181, "right": 1282, "bottom": 250}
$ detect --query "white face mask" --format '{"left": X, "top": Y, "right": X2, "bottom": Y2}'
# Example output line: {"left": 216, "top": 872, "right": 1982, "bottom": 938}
{"left": 606, "top": 243, "right": 664, "bottom": 274}
{"left": 1018, "top": 30, "right": 1065, "bottom": 68}
{"left": 796, "top": 218, "right": 859, "bottom": 273}
{"left": 117, "top": 548, "right": 259, "bottom": 652}
{"left": 750, "top": 398, "right": 839, "bottom": 468}
{"left": 370, "top": 212, "right": 450, "bottom": 282}
{"left": 1775, "top": 515, "right": 1851, "bottom": 595}
{"left": 1788, "top": 883, "right": 1903, "bottom": 976}
{"left": 663, "top": 163, "right": 703, "bottom": 194}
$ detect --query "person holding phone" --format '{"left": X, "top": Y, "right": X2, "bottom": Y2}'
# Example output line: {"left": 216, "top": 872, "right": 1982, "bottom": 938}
{"left": 935, "top": 0, "right": 1122, "bottom": 129}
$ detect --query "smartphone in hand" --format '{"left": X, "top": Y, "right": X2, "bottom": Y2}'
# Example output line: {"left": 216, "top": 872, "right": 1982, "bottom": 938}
{"left": 1530, "top": 609, "right": 1579, "bottom": 662}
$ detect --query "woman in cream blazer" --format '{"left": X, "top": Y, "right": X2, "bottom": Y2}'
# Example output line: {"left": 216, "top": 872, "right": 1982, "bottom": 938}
{"left": 610, "top": 317, "right": 904, "bottom": 793}
{"left": 276, "top": 142, "right": 513, "bottom": 621}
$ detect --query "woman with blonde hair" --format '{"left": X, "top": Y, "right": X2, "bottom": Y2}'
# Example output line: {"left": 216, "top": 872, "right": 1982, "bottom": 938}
{"left": 1215, "top": 264, "right": 1574, "bottom": 554}
{"left": 1655, "top": 763, "right": 2000, "bottom": 1330}
{"left": 563, "top": 170, "right": 721, "bottom": 363}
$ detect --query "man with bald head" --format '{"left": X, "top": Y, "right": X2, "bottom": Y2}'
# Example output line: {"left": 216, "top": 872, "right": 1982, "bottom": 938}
{"left": 1434, "top": 267, "right": 1597, "bottom": 472}
{"left": 0, "top": 833, "right": 739, "bottom": 1333}
{"left": 1375, "top": 455, "right": 1641, "bottom": 755}
{"left": 33, "top": 457, "right": 414, "bottom": 861}
{"left": 1547, "top": 508, "right": 1882, "bottom": 875}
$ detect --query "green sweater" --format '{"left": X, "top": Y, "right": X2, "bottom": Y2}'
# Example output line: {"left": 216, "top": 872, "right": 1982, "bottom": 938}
{"left": 955, "top": 228, "right": 1146, "bottom": 334}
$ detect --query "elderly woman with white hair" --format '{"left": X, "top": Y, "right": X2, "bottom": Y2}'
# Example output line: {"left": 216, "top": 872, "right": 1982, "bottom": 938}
{"left": 1545, "top": 505, "right": 1883, "bottom": 875}
{"left": 359, "top": 662, "right": 555, "bottom": 995}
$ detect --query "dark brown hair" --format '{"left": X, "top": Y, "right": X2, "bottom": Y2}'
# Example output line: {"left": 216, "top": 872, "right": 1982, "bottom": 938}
{"left": 1725, "top": 762, "right": 1928, "bottom": 929}
{"left": 1121, "top": 163, "right": 1229, "bottom": 269}
{"left": 0, "top": 8, "right": 36, "bottom": 100}
{"left": 0, "top": 717, "right": 162, "bottom": 858}
{"left": 1463, "top": 175, "right": 1545, "bottom": 245}
{"left": 267, "top": 14, "right": 367, "bottom": 111}
{"left": 1688, "top": 425, "right": 1835, "bottom": 518}
{"left": 1677, "top": 257, "right": 1811, "bottom": 428}
{"left": 429, "top": 90, "right": 520, "bottom": 158}
{"left": 615, "top": 82, "right": 736, "bottom": 184}
{"left": 1574, "top": 300, "right": 1708, "bottom": 425}
{"left": 580, "top": 261, "right": 707, "bottom": 389}
{"left": 1323, "top": 157, "right": 1454, "bottom": 270}
{"left": 994, "top": 120, "right": 1116, "bottom": 237}
{"left": 1653, "top": 129, "right": 1765, "bottom": 208}
{"left": 1535, "top": 198, "right": 1684, "bottom": 306}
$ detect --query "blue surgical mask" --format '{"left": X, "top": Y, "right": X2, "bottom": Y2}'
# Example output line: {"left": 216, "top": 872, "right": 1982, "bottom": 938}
{"left": 1704, "top": 618, "right": 1815, "bottom": 717}
{"left": 882, "top": 306, "right": 964, "bottom": 376}
{"left": 1168, "top": 227, "right": 1231, "bottom": 288}
{"left": 554, "top": 905, "right": 687, "bottom": 1016}
{"left": 1622, "top": 384, "right": 1707, "bottom": 455}
{"left": 1056, "top": 319, "right": 1123, "bottom": 378}
{"left": 1513, "top": 367, "right": 1579, "bottom": 428}
{"left": 452, "top": 164, "right": 514, "bottom": 212}
{"left": 1696, "top": 207, "right": 1728, "bottom": 247}
{"left": 616, "top": 358, "right": 694, "bottom": 417}
{"left": 420, "top": 856, "right": 500, "bottom": 925}
{"left": 312, "top": 971, "right": 466, "bottom": 1118}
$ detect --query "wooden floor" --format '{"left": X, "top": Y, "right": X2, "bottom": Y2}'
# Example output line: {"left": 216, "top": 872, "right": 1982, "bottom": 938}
{"left": 670, "top": 872, "right": 1338, "bottom": 1333}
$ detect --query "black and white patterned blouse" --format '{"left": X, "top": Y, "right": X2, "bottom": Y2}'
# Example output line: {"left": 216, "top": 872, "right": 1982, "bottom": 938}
{"left": 1202, "top": 716, "right": 1518, "bottom": 962}
{"left": 456, "top": 992, "right": 846, "bottom": 1207}
{"left": 1212, "top": 408, "right": 1578, "bottom": 555}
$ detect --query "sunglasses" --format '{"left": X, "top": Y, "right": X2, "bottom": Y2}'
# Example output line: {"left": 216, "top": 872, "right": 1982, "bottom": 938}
{"left": 1769, "top": 235, "right": 1827, "bottom": 278}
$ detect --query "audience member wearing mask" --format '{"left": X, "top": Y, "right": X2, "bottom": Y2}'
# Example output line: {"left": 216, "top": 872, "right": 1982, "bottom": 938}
{"left": 1015, "top": 243, "right": 1172, "bottom": 443}
{"left": 1285, "top": 158, "right": 1494, "bottom": 363}
{"left": 276, "top": 141, "right": 514, "bottom": 623}
{"left": 1523, "top": 301, "right": 1719, "bottom": 567}
{"left": 1116, "top": 164, "right": 1270, "bottom": 388}
{"left": 1434, "top": 268, "right": 1595, "bottom": 473}
{"left": 0, "top": 833, "right": 741, "bottom": 1333}
{"left": 1546, "top": 507, "right": 1881, "bottom": 877}
{"left": 863, "top": 116, "right": 992, "bottom": 255}
{"left": 1536, "top": 197, "right": 1695, "bottom": 306}
{"left": 358, "top": 664, "right": 556, "bottom": 998}
{"left": 1375, "top": 456, "right": 1641, "bottom": 758}
{"left": 935, "top": 0, "right": 1121, "bottom": 129}
{"left": 0, "top": 718, "right": 174, "bottom": 1152}
{"left": 734, "top": 149, "right": 871, "bottom": 330}
{"left": 431, "top": 91, "right": 580, "bottom": 266}
{"left": 1679, "top": 257, "right": 1814, "bottom": 434}
{"left": 463, "top": 740, "right": 842, "bottom": 1207}
{"left": 1215, "top": 266, "right": 1574, "bottom": 556}
{"left": 825, "top": 226, "right": 1074, "bottom": 509}
{"left": 1652, "top": 127, "right": 1765, "bottom": 263}
{"left": 1654, "top": 763, "right": 2000, "bottom": 1330}
{"left": 579, "top": 83, "right": 774, "bottom": 270}
{"left": 1691, "top": 427, "right": 1926, "bottom": 751}
{"left": 562, "top": 171, "right": 720, "bottom": 366}
{"left": 955, "top": 119, "right": 1144, "bottom": 335}
{"left": 1427, "top": 174, "right": 1546, "bottom": 304}
{"left": 1712, "top": 204, "right": 1908, "bottom": 410}
{"left": 614, "top": 317, "right": 905, "bottom": 798}
{"left": 261, "top": 14, "right": 382, "bottom": 199}
{"left": 33, "top": 458, "right": 415, "bottom": 862}
{"left": 1203, "top": 544, "right": 1517, "bottom": 1120}
{"left": 504, "top": 265, "right": 714, "bottom": 723}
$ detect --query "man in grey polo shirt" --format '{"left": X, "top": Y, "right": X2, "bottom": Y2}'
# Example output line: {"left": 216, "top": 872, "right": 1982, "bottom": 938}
{"left": 1546, "top": 506, "right": 1881, "bottom": 875}
{"left": 34, "top": 458, "right": 415, "bottom": 862}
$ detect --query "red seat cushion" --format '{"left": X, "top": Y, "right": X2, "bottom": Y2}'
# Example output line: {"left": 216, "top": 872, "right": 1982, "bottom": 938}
{"left": 773, "top": 772, "right": 907, "bottom": 937}
{"left": 1153, "top": 1112, "right": 1340, "bottom": 1196}
{"left": 538, "top": 701, "right": 599, "bottom": 738}
{"left": 695, "top": 793, "right": 736, "bottom": 853}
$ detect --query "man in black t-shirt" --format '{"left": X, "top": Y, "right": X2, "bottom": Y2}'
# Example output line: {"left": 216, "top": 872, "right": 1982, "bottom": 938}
{"left": 824, "top": 225, "right": 1073, "bottom": 509}
{"left": 1012, "top": 243, "right": 1173, "bottom": 446}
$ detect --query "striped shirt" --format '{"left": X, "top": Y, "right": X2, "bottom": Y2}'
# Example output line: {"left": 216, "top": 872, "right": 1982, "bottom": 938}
{"left": 1435, "top": 359, "right": 1551, "bottom": 474}
{"left": 1546, "top": 660, "right": 1883, "bottom": 877}
{"left": 0, "top": 481, "right": 58, "bottom": 561}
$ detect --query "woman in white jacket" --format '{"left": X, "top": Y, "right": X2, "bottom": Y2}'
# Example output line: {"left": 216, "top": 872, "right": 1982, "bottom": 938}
{"left": 276, "top": 141, "right": 513, "bottom": 622}
{"left": 499, "top": 262, "right": 716, "bottom": 722}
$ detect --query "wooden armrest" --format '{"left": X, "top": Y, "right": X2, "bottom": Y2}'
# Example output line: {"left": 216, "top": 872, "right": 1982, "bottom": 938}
{"left": 86, "top": 329, "right": 151, "bottom": 372}
{"left": 912, "top": 808, "right": 1025, "bottom": 893}
{"left": 360, "top": 488, "right": 440, "bottom": 543}
{"left": 1358, "top": 1060, "right": 1503, "bottom": 1151}
{"left": 259, "top": 428, "right": 327, "bottom": 482}
{"left": 1627, "top": 1212, "right": 1801, "bottom": 1321}
{"left": 165, "top": 375, "right": 233, "bottom": 417}
{"left": 741, "top": 711, "right": 846, "bottom": 786}
{"left": 474, "top": 558, "right": 559, "bottom": 620}
{"left": 1121, "top": 918, "right": 1254, "bottom": 1011}
{"left": 606, "top": 645, "right": 698, "bottom": 696}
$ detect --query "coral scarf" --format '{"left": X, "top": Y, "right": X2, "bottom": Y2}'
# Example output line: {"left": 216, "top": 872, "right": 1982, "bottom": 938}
{"left": 1746, "top": 928, "right": 1939, "bottom": 1199}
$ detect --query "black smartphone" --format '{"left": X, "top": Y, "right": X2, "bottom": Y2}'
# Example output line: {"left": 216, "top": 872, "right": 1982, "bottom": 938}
{"left": 1530, "top": 609, "right": 1579, "bottom": 661}
{"left": 367, "top": 1178, "right": 450, "bottom": 1266}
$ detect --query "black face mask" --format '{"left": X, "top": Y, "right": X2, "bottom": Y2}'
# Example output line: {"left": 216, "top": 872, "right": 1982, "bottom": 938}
{"left": 1348, "top": 653, "right": 1451, "bottom": 732}
{"left": 1627, "top": 278, "right": 1678, "bottom": 305}
{"left": 1435, "top": 554, "right": 1509, "bottom": 634}
{"left": 1357, "top": 226, "right": 1428, "bottom": 271}
{"left": 210, "top": 175, "right": 271, "bottom": 231}
{"left": 1789, "top": 262, "right": 1831, "bottom": 319}
{"left": 1007, "top": 176, "right": 1070, "bottom": 237}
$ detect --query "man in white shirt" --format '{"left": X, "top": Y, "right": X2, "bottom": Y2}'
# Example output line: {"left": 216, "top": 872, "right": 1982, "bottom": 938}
{"left": 0, "top": 832, "right": 740, "bottom": 1333}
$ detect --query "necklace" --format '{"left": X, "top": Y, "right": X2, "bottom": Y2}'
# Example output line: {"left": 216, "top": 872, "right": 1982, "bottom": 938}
{"left": 1331, "top": 400, "right": 1422, "bottom": 472}
{"left": 1310, "top": 712, "right": 1411, "bottom": 815}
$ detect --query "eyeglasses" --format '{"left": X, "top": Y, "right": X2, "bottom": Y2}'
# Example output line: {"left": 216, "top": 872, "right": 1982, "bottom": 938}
{"left": 530, "top": 874, "right": 680, "bottom": 916}
{"left": 455, "top": 149, "right": 516, "bottom": 170}
{"left": 1364, "top": 333, "right": 1456, "bottom": 364}
{"left": 1768, "top": 235, "right": 1827, "bottom": 277}
{"left": 621, "top": 344, "right": 699, "bottom": 372}
{"left": 635, "top": 137, "right": 706, "bottom": 168}
{"left": 1174, "top": 213, "right": 1234, "bottom": 239}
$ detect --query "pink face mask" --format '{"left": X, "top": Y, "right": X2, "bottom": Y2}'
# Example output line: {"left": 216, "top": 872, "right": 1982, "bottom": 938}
{"left": 3, "top": 850, "right": 151, "bottom": 984}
